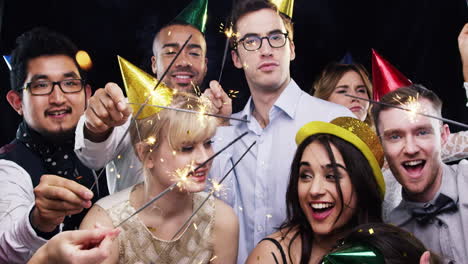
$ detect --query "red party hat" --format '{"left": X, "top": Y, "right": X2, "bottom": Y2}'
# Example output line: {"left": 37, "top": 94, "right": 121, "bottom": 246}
{"left": 371, "top": 49, "right": 412, "bottom": 101}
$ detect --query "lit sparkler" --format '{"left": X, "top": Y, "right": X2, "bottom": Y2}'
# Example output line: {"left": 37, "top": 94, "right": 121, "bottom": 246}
{"left": 127, "top": 102, "right": 250, "bottom": 123}
{"left": 170, "top": 141, "right": 257, "bottom": 240}
{"left": 218, "top": 21, "right": 239, "bottom": 83}
{"left": 114, "top": 132, "right": 249, "bottom": 227}
{"left": 90, "top": 35, "right": 194, "bottom": 192}
{"left": 345, "top": 94, "right": 468, "bottom": 129}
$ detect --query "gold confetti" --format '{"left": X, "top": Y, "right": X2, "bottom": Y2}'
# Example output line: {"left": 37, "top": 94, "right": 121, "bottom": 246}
{"left": 193, "top": 223, "right": 198, "bottom": 230}
{"left": 110, "top": 168, "right": 115, "bottom": 172}
{"left": 210, "top": 255, "right": 218, "bottom": 262}
{"left": 117, "top": 155, "right": 122, "bottom": 159}
{"left": 117, "top": 174, "right": 121, "bottom": 179}
{"left": 172, "top": 150, "right": 177, "bottom": 156}
{"left": 368, "top": 228, "right": 374, "bottom": 235}
{"left": 160, "top": 158, "right": 165, "bottom": 163}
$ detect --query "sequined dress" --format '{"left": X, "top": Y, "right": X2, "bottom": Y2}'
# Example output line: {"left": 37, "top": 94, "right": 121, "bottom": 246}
{"left": 96, "top": 186, "right": 215, "bottom": 264}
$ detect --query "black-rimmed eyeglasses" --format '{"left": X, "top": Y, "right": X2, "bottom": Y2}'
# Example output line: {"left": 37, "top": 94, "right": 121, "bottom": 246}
{"left": 237, "top": 32, "right": 289, "bottom": 51}
{"left": 23, "top": 79, "right": 85, "bottom": 96}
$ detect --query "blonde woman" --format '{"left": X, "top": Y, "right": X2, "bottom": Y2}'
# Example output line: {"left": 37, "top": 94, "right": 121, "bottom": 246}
{"left": 80, "top": 93, "right": 239, "bottom": 264}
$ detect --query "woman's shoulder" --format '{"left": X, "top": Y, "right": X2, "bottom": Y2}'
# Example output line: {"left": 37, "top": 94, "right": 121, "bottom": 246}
{"left": 96, "top": 185, "right": 135, "bottom": 210}
{"left": 212, "top": 197, "right": 238, "bottom": 227}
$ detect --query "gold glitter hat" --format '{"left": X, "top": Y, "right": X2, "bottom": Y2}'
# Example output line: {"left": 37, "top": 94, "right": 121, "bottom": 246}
{"left": 117, "top": 56, "right": 174, "bottom": 120}
{"left": 296, "top": 117, "right": 385, "bottom": 198}
{"left": 271, "top": 0, "right": 294, "bottom": 18}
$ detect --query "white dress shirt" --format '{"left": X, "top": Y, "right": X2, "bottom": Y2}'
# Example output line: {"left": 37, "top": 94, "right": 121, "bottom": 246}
{"left": 0, "top": 160, "right": 47, "bottom": 263}
{"left": 209, "top": 79, "right": 353, "bottom": 263}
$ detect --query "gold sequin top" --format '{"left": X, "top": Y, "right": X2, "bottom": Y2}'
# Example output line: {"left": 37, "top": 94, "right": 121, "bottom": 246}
{"left": 96, "top": 185, "right": 215, "bottom": 264}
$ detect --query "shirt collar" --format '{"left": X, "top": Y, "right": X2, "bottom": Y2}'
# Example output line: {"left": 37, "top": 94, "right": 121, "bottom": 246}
{"left": 273, "top": 79, "right": 302, "bottom": 119}
{"left": 239, "top": 79, "right": 302, "bottom": 120}
{"left": 392, "top": 163, "right": 459, "bottom": 225}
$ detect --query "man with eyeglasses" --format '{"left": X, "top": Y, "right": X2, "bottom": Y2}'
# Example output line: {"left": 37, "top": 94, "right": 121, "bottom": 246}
{"left": 0, "top": 27, "right": 108, "bottom": 263}
{"left": 208, "top": 1, "right": 352, "bottom": 262}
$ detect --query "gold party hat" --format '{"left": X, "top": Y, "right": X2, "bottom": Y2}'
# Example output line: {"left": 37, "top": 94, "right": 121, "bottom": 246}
{"left": 117, "top": 56, "right": 174, "bottom": 119}
{"left": 296, "top": 117, "right": 385, "bottom": 198}
{"left": 271, "top": 0, "right": 294, "bottom": 18}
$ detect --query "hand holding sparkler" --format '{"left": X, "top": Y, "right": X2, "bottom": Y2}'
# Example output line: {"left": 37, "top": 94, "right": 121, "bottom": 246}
{"left": 84, "top": 83, "right": 132, "bottom": 143}
{"left": 203, "top": 80, "right": 232, "bottom": 126}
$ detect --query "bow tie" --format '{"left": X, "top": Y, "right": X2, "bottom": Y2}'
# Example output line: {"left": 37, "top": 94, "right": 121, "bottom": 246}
{"left": 411, "top": 194, "right": 458, "bottom": 225}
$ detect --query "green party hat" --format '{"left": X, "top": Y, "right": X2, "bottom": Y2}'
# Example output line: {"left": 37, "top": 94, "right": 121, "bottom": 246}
{"left": 321, "top": 244, "right": 384, "bottom": 264}
{"left": 174, "top": 0, "right": 208, "bottom": 33}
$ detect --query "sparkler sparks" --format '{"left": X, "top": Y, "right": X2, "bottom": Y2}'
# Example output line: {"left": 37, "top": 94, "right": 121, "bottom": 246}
{"left": 127, "top": 102, "right": 250, "bottom": 123}
{"left": 170, "top": 141, "right": 257, "bottom": 240}
{"left": 172, "top": 162, "right": 196, "bottom": 191}
{"left": 209, "top": 179, "right": 228, "bottom": 199}
{"left": 218, "top": 21, "right": 239, "bottom": 83}
{"left": 228, "top": 90, "right": 239, "bottom": 98}
{"left": 393, "top": 94, "right": 425, "bottom": 123}
{"left": 90, "top": 35, "right": 194, "bottom": 192}
{"left": 145, "top": 136, "right": 157, "bottom": 146}
{"left": 345, "top": 94, "right": 468, "bottom": 129}
{"left": 114, "top": 132, "right": 250, "bottom": 228}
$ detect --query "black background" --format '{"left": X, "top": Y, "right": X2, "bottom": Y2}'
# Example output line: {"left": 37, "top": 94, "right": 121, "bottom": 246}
{"left": 1, "top": 0, "right": 467, "bottom": 147}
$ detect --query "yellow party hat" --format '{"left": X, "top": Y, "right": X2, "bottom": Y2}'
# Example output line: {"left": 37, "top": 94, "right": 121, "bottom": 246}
{"left": 271, "top": 0, "right": 294, "bottom": 18}
{"left": 117, "top": 56, "right": 174, "bottom": 119}
{"left": 296, "top": 117, "right": 385, "bottom": 198}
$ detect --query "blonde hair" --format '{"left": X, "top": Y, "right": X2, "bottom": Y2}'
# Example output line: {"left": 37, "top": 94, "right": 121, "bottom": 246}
{"left": 130, "top": 92, "right": 218, "bottom": 165}
{"left": 312, "top": 63, "right": 374, "bottom": 126}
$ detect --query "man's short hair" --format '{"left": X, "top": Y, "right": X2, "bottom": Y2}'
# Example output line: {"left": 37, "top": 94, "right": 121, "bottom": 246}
{"left": 371, "top": 84, "right": 443, "bottom": 136}
{"left": 152, "top": 21, "right": 205, "bottom": 56}
{"left": 229, "top": 0, "right": 295, "bottom": 50}
{"left": 9, "top": 27, "right": 84, "bottom": 92}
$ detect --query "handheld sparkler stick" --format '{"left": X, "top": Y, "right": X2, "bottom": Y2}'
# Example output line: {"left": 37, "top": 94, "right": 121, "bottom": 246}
{"left": 89, "top": 35, "right": 193, "bottom": 192}
{"left": 127, "top": 102, "right": 249, "bottom": 123}
{"left": 113, "top": 132, "right": 249, "bottom": 227}
{"left": 345, "top": 94, "right": 468, "bottom": 129}
{"left": 170, "top": 141, "right": 256, "bottom": 240}
{"left": 192, "top": 131, "right": 248, "bottom": 174}
{"left": 116, "top": 183, "right": 177, "bottom": 228}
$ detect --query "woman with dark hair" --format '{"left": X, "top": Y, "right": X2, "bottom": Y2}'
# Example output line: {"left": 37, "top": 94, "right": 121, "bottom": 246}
{"left": 246, "top": 117, "right": 385, "bottom": 263}
{"left": 321, "top": 223, "right": 441, "bottom": 264}
{"left": 312, "top": 63, "right": 373, "bottom": 125}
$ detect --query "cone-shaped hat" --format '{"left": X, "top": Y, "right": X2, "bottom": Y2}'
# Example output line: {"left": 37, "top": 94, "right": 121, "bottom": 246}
{"left": 339, "top": 52, "right": 355, "bottom": 65}
{"left": 117, "top": 56, "right": 174, "bottom": 119}
{"left": 174, "top": 0, "right": 208, "bottom": 33}
{"left": 271, "top": 0, "right": 294, "bottom": 18}
{"left": 372, "top": 49, "right": 412, "bottom": 101}
{"left": 321, "top": 244, "right": 384, "bottom": 264}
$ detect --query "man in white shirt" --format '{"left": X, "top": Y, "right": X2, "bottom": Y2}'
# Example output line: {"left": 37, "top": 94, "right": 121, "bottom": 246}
{"left": 209, "top": 1, "right": 352, "bottom": 262}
